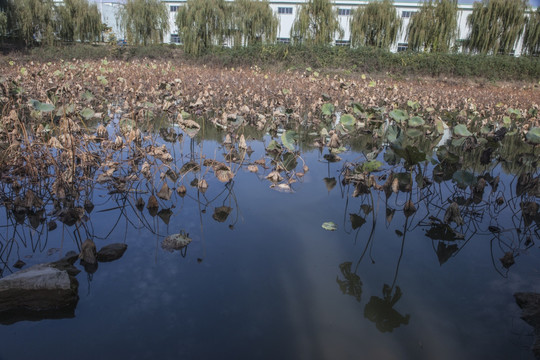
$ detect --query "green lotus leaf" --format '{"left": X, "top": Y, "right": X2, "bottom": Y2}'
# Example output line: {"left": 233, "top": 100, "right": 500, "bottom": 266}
{"left": 322, "top": 103, "right": 335, "bottom": 116}
{"left": 408, "top": 116, "right": 425, "bottom": 128}
{"left": 322, "top": 222, "right": 337, "bottom": 231}
{"left": 526, "top": 127, "right": 540, "bottom": 144}
{"left": 80, "top": 108, "right": 95, "bottom": 120}
{"left": 389, "top": 109, "right": 408, "bottom": 123}
{"left": 340, "top": 114, "right": 356, "bottom": 126}
{"left": 362, "top": 160, "right": 382, "bottom": 173}
{"left": 453, "top": 124, "right": 472, "bottom": 137}
{"left": 281, "top": 130, "right": 297, "bottom": 151}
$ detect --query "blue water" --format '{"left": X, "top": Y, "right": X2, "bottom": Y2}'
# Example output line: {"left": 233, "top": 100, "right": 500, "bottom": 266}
{"left": 0, "top": 133, "right": 538, "bottom": 360}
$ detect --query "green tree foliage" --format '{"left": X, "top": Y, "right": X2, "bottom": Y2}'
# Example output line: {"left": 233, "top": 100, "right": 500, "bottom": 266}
{"left": 231, "top": 0, "right": 278, "bottom": 47}
{"left": 407, "top": 0, "right": 458, "bottom": 53}
{"left": 466, "top": 0, "right": 527, "bottom": 55}
{"left": 5, "top": 0, "right": 56, "bottom": 46}
{"left": 56, "top": 0, "right": 102, "bottom": 43}
{"left": 291, "top": 0, "right": 344, "bottom": 45}
{"left": 523, "top": 8, "right": 540, "bottom": 56}
{"left": 0, "top": 10, "right": 6, "bottom": 43}
{"left": 119, "top": 0, "right": 169, "bottom": 46}
{"left": 350, "top": 0, "right": 401, "bottom": 49}
{"left": 176, "top": 0, "right": 230, "bottom": 55}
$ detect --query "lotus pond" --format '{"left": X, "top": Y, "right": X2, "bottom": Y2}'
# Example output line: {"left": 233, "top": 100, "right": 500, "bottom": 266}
{"left": 0, "top": 59, "right": 539, "bottom": 359}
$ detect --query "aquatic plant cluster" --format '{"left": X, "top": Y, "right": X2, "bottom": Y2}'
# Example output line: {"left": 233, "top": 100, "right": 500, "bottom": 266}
{"left": 0, "top": 57, "right": 538, "bottom": 275}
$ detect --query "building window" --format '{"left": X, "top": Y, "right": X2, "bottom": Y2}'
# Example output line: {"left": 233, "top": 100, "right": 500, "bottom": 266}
{"left": 335, "top": 40, "right": 350, "bottom": 46}
{"left": 338, "top": 9, "right": 351, "bottom": 16}
{"left": 277, "top": 38, "right": 290, "bottom": 44}
{"left": 278, "top": 7, "right": 293, "bottom": 15}
{"left": 170, "top": 5, "right": 179, "bottom": 12}
{"left": 402, "top": 11, "right": 416, "bottom": 18}
{"left": 397, "top": 43, "right": 408, "bottom": 52}
{"left": 170, "top": 34, "right": 180, "bottom": 44}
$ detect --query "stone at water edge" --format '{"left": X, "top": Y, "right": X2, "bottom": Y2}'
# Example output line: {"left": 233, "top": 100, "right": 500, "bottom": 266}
{"left": 96, "top": 243, "right": 128, "bottom": 262}
{"left": 0, "top": 263, "right": 79, "bottom": 323}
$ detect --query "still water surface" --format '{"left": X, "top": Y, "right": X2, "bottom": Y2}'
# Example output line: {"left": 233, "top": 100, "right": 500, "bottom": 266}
{"left": 0, "top": 131, "right": 538, "bottom": 360}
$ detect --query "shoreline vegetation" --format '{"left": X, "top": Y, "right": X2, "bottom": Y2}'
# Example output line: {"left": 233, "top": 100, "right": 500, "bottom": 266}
{"left": 0, "top": 43, "right": 539, "bottom": 82}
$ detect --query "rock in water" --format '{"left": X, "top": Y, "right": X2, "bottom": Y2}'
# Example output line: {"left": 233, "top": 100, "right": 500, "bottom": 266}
{"left": 97, "top": 243, "right": 128, "bottom": 262}
{"left": 0, "top": 263, "right": 79, "bottom": 324}
{"left": 515, "top": 292, "right": 540, "bottom": 359}
{"left": 79, "top": 238, "right": 97, "bottom": 264}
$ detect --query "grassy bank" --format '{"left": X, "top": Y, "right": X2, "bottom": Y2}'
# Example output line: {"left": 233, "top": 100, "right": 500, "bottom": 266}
{"left": 3, "top": 43, "right": 540, "bottom": 81}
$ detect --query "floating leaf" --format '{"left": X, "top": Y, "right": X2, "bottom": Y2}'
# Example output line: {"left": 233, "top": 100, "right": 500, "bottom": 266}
{"left": 407, "top": 100, "right": 419, "bottom": 110}
{"left": 281, "top": 130, "right": 297, "bottom": 151}
{"left": 322, "top": 222, "right": 337, "bottom": 231}
{"left": 266, "top": 139, "right": 282, "bottom": 152}
{"left": 407, "top": 128, "right": 423, "bottom": 138}
{"left": 362, "top": 160, "right": 382, "bottom": 173}
{"left": 322, "top": 103, "right": 335, "bottom": 116}
{"left": 80, "top": 108, "right": 95, "bottom": 120}
{"left": 386, "top": 124, "right": 402, "bottom": 144}
{"left": 451, "top": 137, "right": 466, "bottom": 147}
{"left": 453, "top": 124, "right": 472, "bottom": 137}
{"left": 56, "top": 104, "right": 75, "bottom": 116}
{"left": 81, "top": 90, "right": 94, "bottom": 101}
{"left": 507, "top": 108, "right": 521, "bottom": 118}
{"left": 30, "top": 99, "right": 54, "bottom": 112}
{"left": 340, "top": 114, "right": 356, "bottom": 126}
{"left": 389, "top": 109, "right": 408, "bottom": 123}
{"left": 526, "top": 127, "right": 540, "bottom": 144}
{"left": 97, "top": 75, "right": 108, "bottom": 86}
{"left": 408, "top": 116, "right": 424, "bottom": 128}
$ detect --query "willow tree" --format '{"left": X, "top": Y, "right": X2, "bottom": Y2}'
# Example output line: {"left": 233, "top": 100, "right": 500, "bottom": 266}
{"left": 231, "top": 0, "right": 278, "bottom": 47}
{"left": 6, "top": 0, "right": 55, "bottom": 46}
{"left": 0, "top": 11, "right": 6, "bottom": 43}
{"left": 523, "top": 8, "right": 540, "bottom": 56}
{"left": 350, "top": 0, "right": 401, "bottom": 49}
{"left": 119, "top": 0, "right": 169, "bottom": 46}
{"left": 56, "top": 0, "right": 102, "bottom": 43}
{"left": 176, "top": 0, "right": 230, "bottom": 55}
{"left": 290, "top": 0, "right": 344, "bottom": 45}
{"left": 466, "top": 0, "right": 527, "bottom": 55}
{"left": 407, "top": 0, "right": 458, "bottom": 53}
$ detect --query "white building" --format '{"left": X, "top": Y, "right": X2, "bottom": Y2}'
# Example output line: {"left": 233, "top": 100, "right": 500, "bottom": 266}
{"left": 101, "top": 0, "right": 540, "bottom": 55}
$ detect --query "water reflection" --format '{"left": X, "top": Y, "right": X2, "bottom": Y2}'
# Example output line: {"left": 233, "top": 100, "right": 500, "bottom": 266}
{"left": 0, "top": 115, "right": 538, "bottom": 358}
{"left": 364, "top": 285, "right": 410, "bottom": 333}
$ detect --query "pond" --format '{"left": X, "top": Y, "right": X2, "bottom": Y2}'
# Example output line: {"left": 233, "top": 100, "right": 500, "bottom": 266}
{"left": 0, "top": 114, "right": 539, "bottom": 360}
